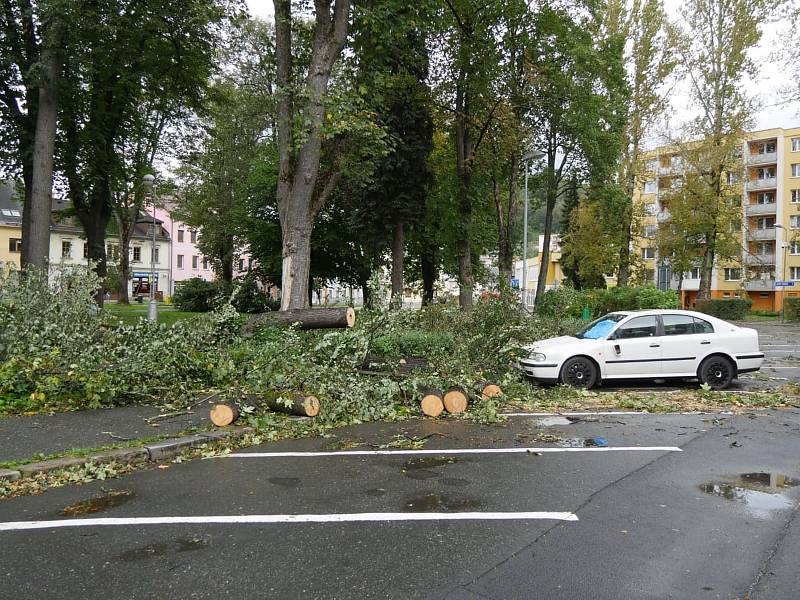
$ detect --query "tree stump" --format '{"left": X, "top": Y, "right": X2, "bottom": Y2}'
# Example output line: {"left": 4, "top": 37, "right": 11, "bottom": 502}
{"left": 443, "top": 386, "right": 468, "bottom": 414}
{"left": 479, "top": 382, "right": 503, "bottom": 400}
{"left": 209, "top": 402, "right": 240, "bottom": 427}
{"left": 420, "top": 388, "right": 444, "bottom": 417}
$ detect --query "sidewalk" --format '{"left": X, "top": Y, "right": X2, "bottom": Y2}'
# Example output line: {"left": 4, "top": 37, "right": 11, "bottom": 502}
{"left": 0, "top": 401, "right": 216, "bottom": 464}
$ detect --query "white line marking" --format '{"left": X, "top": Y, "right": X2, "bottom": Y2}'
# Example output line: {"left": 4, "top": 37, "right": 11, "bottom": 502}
{"left": 763, "top": 366, "right": 800, "bottom": 370}
{"left": 503, "top": 411, "right": 644, "bottom": 416}
{"left": 0, "top": 512, "right": 579, "bottom": 531}
{"left": 222, "top": 446, "right": 682, "bottom": 458}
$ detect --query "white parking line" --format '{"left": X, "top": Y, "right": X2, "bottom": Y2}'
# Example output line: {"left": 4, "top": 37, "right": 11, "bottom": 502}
{"left": 222, "top": 446, "right": 682, "bottom": 459}
{"left": 0, "top": 512, "right": 579, "bottom": 531}
{"left": 503, "top": 411, "right": 645, "bottom": 417}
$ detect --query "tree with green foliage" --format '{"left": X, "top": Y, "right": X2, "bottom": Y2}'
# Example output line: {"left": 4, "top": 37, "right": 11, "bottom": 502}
{"left": 676, "top": 0, "right": 773, "bottom": 301}
{"left": 530, "top": 2, "right": 628, "bottom": 308}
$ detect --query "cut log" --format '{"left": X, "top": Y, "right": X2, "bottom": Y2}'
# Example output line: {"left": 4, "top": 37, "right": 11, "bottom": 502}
{"left": 420, "top": 388, "right": 444, "bottom": 417}
{"left": 443, "top": 386, "right": 468, "bottom": 414}
{"left": 479, "top": 382, "right": 503, "bottom": 401}
{"left": 255, "top": 393, "right": 320, "bottom": 417}
{"left": 209, "top": 402, "right": 240, "bottom": 427}
{"left": 243, "top": 307, "right": 356, "bottom": 335}
{"left": 399, "top": 356, "right": 428, "bottom": 373}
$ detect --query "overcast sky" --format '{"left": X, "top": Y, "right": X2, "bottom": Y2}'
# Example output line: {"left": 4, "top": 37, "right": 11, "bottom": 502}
{"left": 245, "top": 0, "right": 799, "bottom": 132}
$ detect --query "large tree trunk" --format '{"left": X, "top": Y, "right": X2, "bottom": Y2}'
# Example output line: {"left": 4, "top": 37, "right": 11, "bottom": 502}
{"left": 274, "top": 0, "right": 350, "bottom": 311}
{"left": 420, "top": 246, "right": 436, "bottom": 306}
{"left": 390, "top": 218, "right": 404, "bottom": 308}
{"left": 76, "top": 183, "right": 112, "bottom": 307}
{"left": 23, "top": 44, "right": 60, "bottom": 271}
{"left": 454, "top": 68, "right": 473, "bottom": 311}
{"left": 534, "top": 166, "right": 557, "bottom": 309}
{"left": 116, "top": 207, "right": 136, "bottom": 305}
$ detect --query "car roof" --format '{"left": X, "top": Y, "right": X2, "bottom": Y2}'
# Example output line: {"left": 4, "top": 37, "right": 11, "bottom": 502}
{"left": 615, "top": 309, "right": 731, "bottom": 324}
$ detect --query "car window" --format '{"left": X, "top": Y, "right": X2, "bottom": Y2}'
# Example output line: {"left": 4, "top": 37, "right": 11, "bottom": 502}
{"left": 576, "top": 313, "right": 627, "bottom": 339}
{"left": 693, "top": 317, "right": 714, "bottom": 334}
{"left": 613, "top": 316, "right": 658, "bottom": 339}
{"left": 662, "top": 314, "right": 695, "bottom": 336}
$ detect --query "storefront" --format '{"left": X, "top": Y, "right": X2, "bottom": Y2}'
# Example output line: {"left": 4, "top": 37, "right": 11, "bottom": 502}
{"left": 132, "top": 271, "right": 163, "bottom": 300}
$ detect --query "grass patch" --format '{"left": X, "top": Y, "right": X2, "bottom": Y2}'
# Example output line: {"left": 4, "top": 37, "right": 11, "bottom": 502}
{"left": 102, "top": 302, "right": 203, "bottom": 326}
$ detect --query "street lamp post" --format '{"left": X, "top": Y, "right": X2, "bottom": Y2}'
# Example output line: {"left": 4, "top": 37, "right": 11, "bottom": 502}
{"left": 521, "top": 150, "right": 545, "bottom": 307}
{"left": 142, "top": 174, "right": 158, "bottom": 323}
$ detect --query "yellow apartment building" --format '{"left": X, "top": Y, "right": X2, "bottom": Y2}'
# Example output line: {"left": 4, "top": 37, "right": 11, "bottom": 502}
{"left": 633, "top": 126, "right": 800, "bottom": 312}
{"left": 0, "top": 181, "right": 23, "bottom": 270}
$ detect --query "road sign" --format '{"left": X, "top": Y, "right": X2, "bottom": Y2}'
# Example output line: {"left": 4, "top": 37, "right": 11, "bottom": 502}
{"left": 511, "top": 278, "right": 520, "bottom": 289}
{"left": 775, "top": 281, "right": 795, "bottom": 287}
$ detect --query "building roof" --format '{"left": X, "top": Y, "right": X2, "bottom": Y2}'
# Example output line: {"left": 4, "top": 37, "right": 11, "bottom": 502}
{"left": 0, "top": 181, "right": 23, "bottom": 226}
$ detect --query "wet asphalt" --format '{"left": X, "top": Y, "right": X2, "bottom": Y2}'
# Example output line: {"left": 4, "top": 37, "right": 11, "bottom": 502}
{"left": 1, "top": 410, "right": 799, "bottom": 599}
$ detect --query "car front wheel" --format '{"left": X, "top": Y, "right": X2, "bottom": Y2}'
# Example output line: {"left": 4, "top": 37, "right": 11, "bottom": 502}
{"left": 698, "top": 356, "right": 735, "bottom": 390}
{"left": 560, "top": 356, "right": 598, "bottom": 389}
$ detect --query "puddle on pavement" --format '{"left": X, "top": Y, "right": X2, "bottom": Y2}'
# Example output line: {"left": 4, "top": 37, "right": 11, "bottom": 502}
{"left": 535, "top": 417, "right": 572, "bottom": 426}
{"left": 268, "top": 477, "right": 301, "bottom": 488}
{"left": 404, "top": 493, "right": 483, "bottom": 512}
{"left": 440, "top": 477, "right": 470, "bottom": 487}
{"left": 699, "top": 473, "right": 798, "bottom": 518}
{"left": 61, "top": 490, "right": 134, "bottom": 517}
{"left": 402, "top": 456, "right": 459, "bottom": 479}
{"left": 115, "top": 537, "right": 210, "bottom": 562}
{"left": 556, "top": 437, "right": 608, "bottom": 448}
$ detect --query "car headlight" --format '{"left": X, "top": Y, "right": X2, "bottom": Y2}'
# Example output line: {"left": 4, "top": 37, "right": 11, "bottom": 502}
{"left": 529, "top": 352, "right": 547, "bottom": 362}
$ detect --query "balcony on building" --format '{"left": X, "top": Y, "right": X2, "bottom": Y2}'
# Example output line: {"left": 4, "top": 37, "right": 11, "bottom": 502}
{"left": 744, "top": 278, "right": 776, "bottom": 291}
{"left": 745, "top": 202, "right": 777, "bottom": 216}
{"left": 746, "top": 151, "right": 778, "bottom": 166}
{"left": 743, "top": 253, "right": 776, "bottom": 265}
{"left": 748, "top": 227, "right": 777, "bottom": 241}
{"left": 746, "top": 177, "right": 777, "bottom": 191}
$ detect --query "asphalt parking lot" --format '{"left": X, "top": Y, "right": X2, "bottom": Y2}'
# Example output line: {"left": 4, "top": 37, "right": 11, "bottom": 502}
{"left": 1, "top": 409, "right": 799, "bottom": 599}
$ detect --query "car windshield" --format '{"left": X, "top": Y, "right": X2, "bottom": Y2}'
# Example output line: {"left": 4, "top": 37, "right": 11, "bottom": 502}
{"left": 575, "top": 313, "right": 627, "bottom": 340}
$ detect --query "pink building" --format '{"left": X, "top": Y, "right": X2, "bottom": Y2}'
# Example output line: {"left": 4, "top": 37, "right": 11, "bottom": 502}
{"left": 149, "top": 203, "right": 254, "bottom": 296}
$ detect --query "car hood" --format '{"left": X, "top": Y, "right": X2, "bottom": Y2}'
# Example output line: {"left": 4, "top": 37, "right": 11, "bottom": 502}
{"left": 525, "top": 336, "right": 595, "bottom": 352}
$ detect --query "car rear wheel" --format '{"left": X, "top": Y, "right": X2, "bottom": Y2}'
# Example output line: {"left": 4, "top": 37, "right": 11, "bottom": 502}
{"left": 560, "top": 357, "right": 598, "bottom": 389}
{"left": 698, "top": 356, "right": 735, "bottom": 390}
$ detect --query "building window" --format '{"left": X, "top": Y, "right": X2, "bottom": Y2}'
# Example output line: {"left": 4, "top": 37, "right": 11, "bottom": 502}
{"left": 644, "top": 181, "right": 657, "bottom": 194}
{"left": 685, "top": 267, "right": 701, "bottom": 279}
{"left": 238, "top": 258, "right": 245, "bottom": 271}
{"left": 107, "top": 244, "right": 119, "bottom": 261}
{"left": 757, "top": 167, "right": 775, "bottom": 179}
{"left": 203, "top": 257, "right": 209, "bottom": 270}
{"left": 790, "top": 242, "right": 800, "bottom": 255}
{"left": 757, "top": 217, "right": 775, "bottom": 229}
{"left": 190, "top": 230, "right": 197, "bottom": 243}
{"left": 133, "top": 246, "right": 141, "bottom": 262}
{"left": 61, "top": 240, "right": 72, "bottom": 258}
{"left": 644, "top": 225, "right": 656, "bottom": 238}
{"left": 793, "top": 138, "right": 800, "bottom": 152}
{"left": 644, "top": 203, "right": 657, "bottom": 215}
{"left": 727, "top": 172, "right": 740, "bottom": 184}
{"left": 151, "top": 247, "right": 159, "bottom": 264}
{"left": 177, "top": 229, "right": 184, "bottom": 243}
{"left": 791, "top": 267, "right": 800, "bottom": 281}
{"left": 756, "top": 142, "right": 776, "bottom": 154}
{"left": 192, "top": 255, "right": 199, "bottom": 269}
{"left": 641, "top": 247, "right": 656, "bottom": 259}
{"left": 177, "top": 254, "right": 184, "bottom": 269}
{"left": 8, "top": 238, "right": 21, "bottom": 253}
{"left": 646, "top": 159, "right": 658, "bottom": 172}
{"left": 793, "top": 164, "right": 800, "bottom": 177}
{"left": 724, "top": 268, "right": 742, "bottom": 281}
{"left": 792, "top": 190, "right": 800, "bottom": 203}
{"left": 756, "top": 192, "right": 775, "bottom": 204}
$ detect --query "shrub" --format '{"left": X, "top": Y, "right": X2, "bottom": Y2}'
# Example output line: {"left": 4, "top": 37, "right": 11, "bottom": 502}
{"left": 535, "top": 286, "right": 584, "bottom": 318}
{"left": 785, "top": 297, "right": 800, "bottom": 322}
{"left": 696, "top": 298, "right": 752, "bottom": 321}
{"left": 371, "top": 329, "right": 455, "bottom": 358}
{"left": 231, "top": 274, "right": 276, "bottom": 314}
{"left": 172, "top": 277, "right": 218, "bottom": 312}
{"left": 536, "top": 285, "right": 679, "bottom": 319}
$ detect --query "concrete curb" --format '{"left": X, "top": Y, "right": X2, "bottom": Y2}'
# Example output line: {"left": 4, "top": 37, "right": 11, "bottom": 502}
{"left": 4, "top": 426, "right": 255, "bottom": 482}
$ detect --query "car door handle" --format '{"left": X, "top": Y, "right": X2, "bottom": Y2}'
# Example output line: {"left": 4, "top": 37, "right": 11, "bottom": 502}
{"left": 649, "top": 344, "right": 660, "bottom": 348}
{"left": 700, "top": 341, "right": 711, "bottom": 345}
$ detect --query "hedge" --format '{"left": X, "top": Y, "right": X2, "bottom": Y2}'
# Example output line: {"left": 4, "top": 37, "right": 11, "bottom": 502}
{"left": 696, "top": 298, "right": 752, "bottom": 321}
{"left": 537, "top": 285, "right": 679, "bottom": 319}
{"left": 785, "top": 297, "right": 800, "bottom": 322}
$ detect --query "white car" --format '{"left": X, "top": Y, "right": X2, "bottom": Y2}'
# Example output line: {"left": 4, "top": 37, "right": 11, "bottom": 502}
{"left": 520, "top": 309, "right": 764, "bottom": 390}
